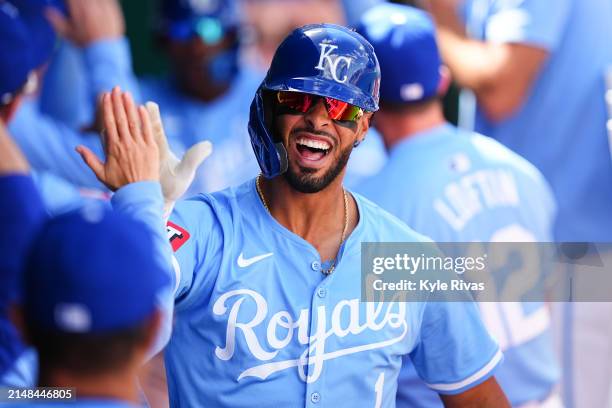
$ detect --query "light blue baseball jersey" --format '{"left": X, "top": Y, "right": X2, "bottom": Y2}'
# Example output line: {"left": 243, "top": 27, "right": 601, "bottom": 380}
{"left": 112, "top": 177, "right": 502, "bottom": 407}
{"left": 39, "top": 39, "right": 141, "bottom": 130}
{"left": 9, "top": 97, "right": 106, "bottom": 192}
{"left": 8, "top": 98, "right": 110, "bottom": 215}
{"left": 31, "top": 172, "right": 110, "bottom": 216}
{"left": 462, "top": 0, "right": 612, "bottom": 242}
{"left": 356, "top": 124, "right": 560, "bottom": 406}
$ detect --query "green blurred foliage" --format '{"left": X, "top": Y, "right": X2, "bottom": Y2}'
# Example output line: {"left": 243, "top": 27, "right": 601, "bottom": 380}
{"left": 120, "top": 0, "right": 168, "bottom": 76}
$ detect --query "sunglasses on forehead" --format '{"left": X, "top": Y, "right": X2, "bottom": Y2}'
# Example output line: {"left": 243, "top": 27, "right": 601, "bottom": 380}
{"left": 166, "top": 17, "right": 226, "bottom": 44}
{"left": 276, "top": 91, "right": 365, "bottom": 122}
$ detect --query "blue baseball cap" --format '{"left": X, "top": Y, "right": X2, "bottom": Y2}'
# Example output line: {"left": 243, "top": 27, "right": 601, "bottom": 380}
{"left": 12, "top": 0, "right": 63, "bottom": 68}
{"left": 0, "top": 1, "right": 35, "bottom": 105}
{"left": 23, "top": 205, "right": 170, "bottom": 333}
{"left": 357, "top": 3, "right": 442, "bottom": 104}
{"left": 159, "top": 0, "right": 241, "bottom": 44}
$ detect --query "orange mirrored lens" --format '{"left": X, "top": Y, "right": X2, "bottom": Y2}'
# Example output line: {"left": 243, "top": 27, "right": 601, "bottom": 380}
{"left": 277, "top": 91, "right": 314, "bottom": 112}
{"left": 276, "top": 91, "right": 363, "bottom": 122}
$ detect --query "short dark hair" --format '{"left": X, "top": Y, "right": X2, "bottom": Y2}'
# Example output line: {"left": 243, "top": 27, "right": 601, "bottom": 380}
{"left": 378, "top": 95, "right": 440, "bottom": 114}
{"left": 27, "top": 316, "right": 155, "bottom": 377}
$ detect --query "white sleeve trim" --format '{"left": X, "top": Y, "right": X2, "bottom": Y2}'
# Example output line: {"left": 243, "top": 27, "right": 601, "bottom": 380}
{"left": 425, "top": 348, "right": 503, "bottom": 393}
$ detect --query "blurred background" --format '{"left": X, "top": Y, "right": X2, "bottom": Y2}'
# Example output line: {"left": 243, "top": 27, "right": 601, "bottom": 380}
{"left": 119, "top": 0, "right": 459, "bottom": 121}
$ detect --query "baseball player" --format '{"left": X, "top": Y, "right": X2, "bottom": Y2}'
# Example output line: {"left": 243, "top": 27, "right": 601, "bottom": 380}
{"left": 0, "top": 0, "right": 119, "bottom": 386}
{"left": 6, "top": 0, "right": 121, "bottom": 214}
{"left": 355, "top": 4, "right": 560, "bottom": 407}
{"left": 0, "top": 1, "right": 49, "bottom": 387}
{"left": 425, "top": 1, "right": 612, "bottom": 406}
{"left": 0, "top": 1, "right": 192, "bottom": 390}
{"left": 79, "top": 24, "right": 510, "bottom": 406}
{"left": 12, "top": 207, "right": 171, "bottom": 407}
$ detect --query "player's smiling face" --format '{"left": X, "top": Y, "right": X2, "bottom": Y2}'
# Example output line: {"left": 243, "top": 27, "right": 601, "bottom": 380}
{"left": 274, "top": 94, "right": 371, "bottom": 193}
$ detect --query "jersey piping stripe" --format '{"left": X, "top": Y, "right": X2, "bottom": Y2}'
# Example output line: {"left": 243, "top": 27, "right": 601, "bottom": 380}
{"left": 424, "top": 348, "right": 503, "bottom": 392}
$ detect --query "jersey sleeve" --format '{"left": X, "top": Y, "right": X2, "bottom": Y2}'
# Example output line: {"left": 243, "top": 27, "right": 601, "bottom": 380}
{"left": 111, "top": 181, "right": 175, "bottom": 356}
{"left": 408, "top": 300, "right": 502, "bottom": 395}
{"left": 39, "top": 38, "right": 141, "bottom": 129}
{"left": 484, "top": 0, "right": 571, "bottom": 51}
{"left": 82, "top": 37, "right": 142, "bottom": 103}
{"left": 167, "top": 196, "right": 224, "bottom": 307}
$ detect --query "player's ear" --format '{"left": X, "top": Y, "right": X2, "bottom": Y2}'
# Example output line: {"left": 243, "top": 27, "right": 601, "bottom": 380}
{"left": 140, "top": 309, "right": 163, "bottom": 353}
{"left": 437, "top": 66, "right": 452, "bottom": 97}
{"left": 355, "top": 112, "right": 373, "bottom": 145}
{"left": 0, "top": 95, "right": 23, "bottom": 123}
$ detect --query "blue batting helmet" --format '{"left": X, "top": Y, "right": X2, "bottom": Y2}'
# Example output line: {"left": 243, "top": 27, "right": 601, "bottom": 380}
{"left": 248, "top": 23, "right": 381, "bottom": 178}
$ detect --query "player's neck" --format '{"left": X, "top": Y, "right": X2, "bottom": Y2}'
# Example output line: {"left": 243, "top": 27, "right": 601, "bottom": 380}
{"left": 38, "top": 365, "right": 141, "bottom": 404}
{"left": 377, "top": 102, "right": 446, "bottom": 150}
{"left": 260, "top": 175, "right": 358, "bottom": 248}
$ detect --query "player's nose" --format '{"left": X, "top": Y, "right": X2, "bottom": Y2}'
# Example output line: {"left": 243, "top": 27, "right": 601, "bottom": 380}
{"left": 304, "top": 98, "right": 332, "bottom": 129}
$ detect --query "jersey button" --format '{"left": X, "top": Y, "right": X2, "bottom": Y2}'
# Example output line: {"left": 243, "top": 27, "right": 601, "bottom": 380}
{"left": 317, "top": 287, "right": 327, "bottom": 298}
{"left": 311, "top": 261, "right": 321, "bottom": 271}
{"left": 310, "top": 392, "right": 321, "bottom": 404}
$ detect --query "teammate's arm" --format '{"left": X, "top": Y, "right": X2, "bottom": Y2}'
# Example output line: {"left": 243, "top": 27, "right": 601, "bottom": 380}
{"left": 409, "top": 295, "right": 508, "bottom": 405}
{"left": 440, "top": 377, "right": 509, "bottom": 407}
{"left": 9, "top": 104, "right": 106, "bottom": 189}
{"left": 46, "top": 0, "right": 141, "bottom": 106}
{"left": 79, "top": 87, "right": 177, "bottom": 355}
{"left": 422, "top": 0, "right": 570, "bottom": 122}
{"left": 0, "top": 120, "right": 47, "bottom": 317}
{"left": 421, "top": 0, "right": 548, "bottom": 122}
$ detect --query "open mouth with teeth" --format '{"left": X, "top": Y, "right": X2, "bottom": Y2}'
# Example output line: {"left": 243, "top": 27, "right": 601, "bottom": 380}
{"left": 295, "top": 137, "right": 332, "bottom": 162}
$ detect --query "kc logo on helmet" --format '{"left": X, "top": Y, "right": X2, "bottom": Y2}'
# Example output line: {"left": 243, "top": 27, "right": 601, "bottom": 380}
{"left": 315, "top": 43, "right": 352, "bottom": 84}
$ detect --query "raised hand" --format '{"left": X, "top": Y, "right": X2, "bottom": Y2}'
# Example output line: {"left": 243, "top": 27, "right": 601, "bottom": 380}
{"left": 77, "top": 87, "right": 159, "bottom": 191}
{"left": 145, "top": 102, "right": 213, "bottom": 218}
{"left": 46, "top": 0, "right": 125, "bottom": 47}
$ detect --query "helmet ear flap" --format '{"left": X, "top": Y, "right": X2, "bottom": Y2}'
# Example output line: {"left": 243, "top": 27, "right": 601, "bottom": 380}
{"left": 261, "top": 90, "right": 279, "bottom": 140}
{"left": 248, "top": 87, "right": 288, "bottom": 178}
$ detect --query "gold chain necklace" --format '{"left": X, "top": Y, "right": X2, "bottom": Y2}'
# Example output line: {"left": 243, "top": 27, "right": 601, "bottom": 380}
{"left": 256, "top": 175, "right": 349, "bottom": 275}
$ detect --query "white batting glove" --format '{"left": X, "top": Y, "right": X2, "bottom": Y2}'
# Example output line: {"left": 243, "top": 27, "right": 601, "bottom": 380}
{"left": 145, "top": 102, "right": 213, "bottom": 219}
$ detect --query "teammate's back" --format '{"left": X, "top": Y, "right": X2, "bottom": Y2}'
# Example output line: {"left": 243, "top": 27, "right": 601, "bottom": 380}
{"left": 359, "top": 124, "right": 555, "bottom": 242}
{"left": 358, "top": 124, "right": 560, "bottom": 406}
{"left": 355, "top": 4, "right": 560, "bottom": 406}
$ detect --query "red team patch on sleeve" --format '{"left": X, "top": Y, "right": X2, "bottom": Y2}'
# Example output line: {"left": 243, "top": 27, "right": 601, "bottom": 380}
{"left": 166, "top": 221, "right": 190, "bottom": 252}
